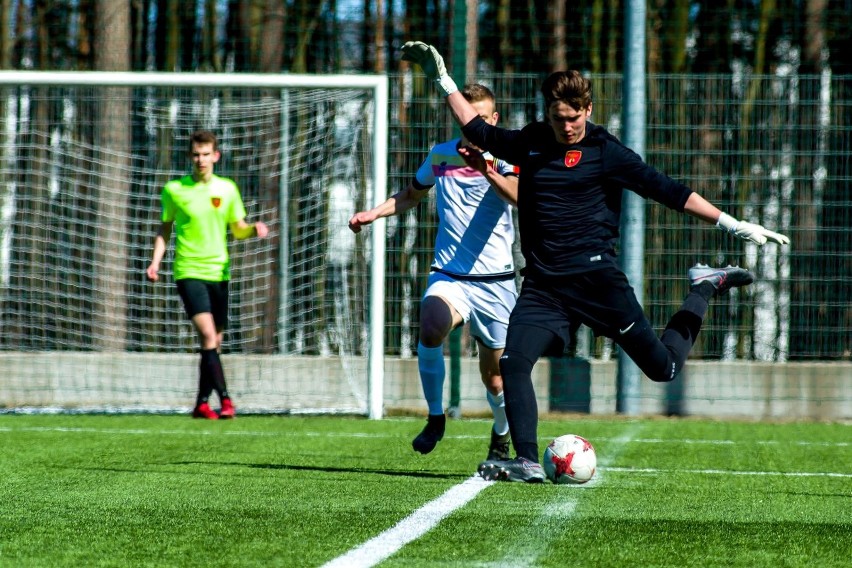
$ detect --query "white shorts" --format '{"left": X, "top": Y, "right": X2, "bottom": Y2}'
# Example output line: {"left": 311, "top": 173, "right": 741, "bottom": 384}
{"left": 422, "top": 271, "right": 518, "bottom": 349}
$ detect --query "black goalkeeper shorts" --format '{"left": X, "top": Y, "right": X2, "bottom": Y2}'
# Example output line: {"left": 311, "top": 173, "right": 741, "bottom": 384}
{"left": 176, "top": 278, "right": 230, "bottom": 330}
{"left": 509, "top": 267, "right": 648, "bottom": 354}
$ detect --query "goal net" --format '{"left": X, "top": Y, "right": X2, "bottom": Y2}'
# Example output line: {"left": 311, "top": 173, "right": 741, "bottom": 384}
{"left": 0, "top": 72, "right": 387, "bottom": 417}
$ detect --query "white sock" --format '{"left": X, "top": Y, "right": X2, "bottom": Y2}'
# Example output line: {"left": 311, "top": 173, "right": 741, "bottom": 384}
{"left": 417, "top": 342, "right": 445, "bottom": 416}
{"left": 487, "top": 390, "right": 509, "bottom": 435}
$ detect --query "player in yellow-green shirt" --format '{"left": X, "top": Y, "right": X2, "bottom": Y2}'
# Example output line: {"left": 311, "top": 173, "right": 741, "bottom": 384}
{"left": 147, "top": 130, "right": 268, "bottom": 419}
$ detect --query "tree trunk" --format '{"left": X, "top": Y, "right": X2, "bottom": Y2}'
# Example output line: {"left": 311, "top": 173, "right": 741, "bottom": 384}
{"left": 665, "top": 0, "right": 690, "bottom": 73}
{"left": 495, "top": 0, "right": 512, "bottom": 73}
{"left": 93, "top": 0, "right": 132, "bottom": 351}
{"left": 0, "top": 0, "right": 10, "bottom": 69}
{"left": 605, "top": 0, "right": 620, "bottom": 74}
{"left": 803, "top": 0, "right": 828, "bottom": 74}
{"left": 8, "top": 2, "right": 52, "bottom": 347}
{"left": 738, "top": 0, "right": 778, "bottom": 359}
{"left": 791, "top": 0, "right": 830, "bottom": 357}
{"left": 292, "top": 0, "right": 327, "bottom": 73}
{"left": 252, "top": 0, "right": 287, "bottom": 351}
{"left": 179, "top": 0, "right": 198, "bottom": 71}
{"left": 200, "top": 0, "right": 219, "bottom": 71}
{"left": 260, "top": 0, "right": 285, "bottom": 72}
{"left": 464, "top": 0, "right": 478, "bottom": 80}
{"left": 585, "top": 0, "right": 602, "bottom": 74}
{"left": 550, "top": 0, "right": 567, "bottom": 71}
{"left": 373, "top": 0, "right": 386, "bottom": 72}
{"left": 155, "top": 0, "right": 180, "bottom": 71}
{"left": 226, "top": 0, "right": 251, "bottom": 71}
{"left": 130, "top": 0, "right": 148, "bottom": 70}
{"left": 0, "top": 0, "right": 13, "bottom": 339}
{"left": 647, "top": 0, "right": 663, "bottom": 76}
{"left": 248, "top": 0, "right": 265, "bottom": 70}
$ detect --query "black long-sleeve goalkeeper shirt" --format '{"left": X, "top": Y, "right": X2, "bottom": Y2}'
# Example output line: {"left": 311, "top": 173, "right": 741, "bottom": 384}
{"left": 461, "top": 117, "right": 694, "bottom": 277}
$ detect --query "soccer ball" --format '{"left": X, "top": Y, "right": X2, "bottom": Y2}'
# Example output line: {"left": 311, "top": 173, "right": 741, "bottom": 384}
{"left": 543, "top": 434, "right": 597, "bottom": 484}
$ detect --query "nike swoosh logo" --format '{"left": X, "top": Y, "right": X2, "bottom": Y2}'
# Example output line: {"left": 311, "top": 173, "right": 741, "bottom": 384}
{"left": 528, "top": 151, "right": 541, "bottom": 156}
{"left": 618, "top": 322, "right": 635, "bottom": 335}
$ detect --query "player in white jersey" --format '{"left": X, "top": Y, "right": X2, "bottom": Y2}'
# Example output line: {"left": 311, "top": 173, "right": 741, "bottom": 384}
{"left": 349, "top": 84, "right": 519, "bottom": 460}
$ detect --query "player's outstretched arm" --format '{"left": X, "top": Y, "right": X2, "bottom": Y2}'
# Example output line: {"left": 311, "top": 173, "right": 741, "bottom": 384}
{"left": 348, "top": 183, "right": 429, "bottom": 234}
{"left": 401, "top": 41, "right": 479, "bottom": 128}
{"left": 457, "top": 144, "right": 518, "bottom": 206}
{"left": 683, "top": 193, "right": 790, "bottom": 246}
{"left": 716, "top": 212, "right": 790, "bottom": 246}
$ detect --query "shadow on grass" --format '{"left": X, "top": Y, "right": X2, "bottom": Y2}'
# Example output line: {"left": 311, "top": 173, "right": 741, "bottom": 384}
{"left": 176, "top": 461, "right": 468, "bottom": 479}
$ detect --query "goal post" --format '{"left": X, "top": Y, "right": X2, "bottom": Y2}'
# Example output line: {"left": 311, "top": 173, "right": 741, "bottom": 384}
{"left": 0, "top": 71, "right": 387, "bottom": 418}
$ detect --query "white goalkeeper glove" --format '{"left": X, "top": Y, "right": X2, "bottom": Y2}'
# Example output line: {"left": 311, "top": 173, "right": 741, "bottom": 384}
{"left": 401, "top": 41, "right": 458, "bottom": 96}
{"left": 717, "top": 212, "right": 790, "bottom": 246}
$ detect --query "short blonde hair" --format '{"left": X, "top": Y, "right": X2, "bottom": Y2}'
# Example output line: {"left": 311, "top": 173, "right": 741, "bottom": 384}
{"left": 462, "top": 83, "right": 496, "bottom": 105}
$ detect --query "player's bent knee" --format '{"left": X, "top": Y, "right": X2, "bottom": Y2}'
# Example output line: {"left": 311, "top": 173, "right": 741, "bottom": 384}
{"left": 645, "top": 366, "right": 677, "bottom": 383}
{"left": 418, "top": 321, "right": 449, "bottom": 347}
{"left": 419, "top": 335, "right": 445, "bottom": 348}
{"left": 635, "top": 352, "right": 678, "bottom": 382}
{"left": 499, "top": 350, "right": 534, "bottom": 378}
{"left": 619, "top": 325, "right": 678, "bottom": 383}
{"left": 481, "top": 374, "right": 502, "bottom": 390}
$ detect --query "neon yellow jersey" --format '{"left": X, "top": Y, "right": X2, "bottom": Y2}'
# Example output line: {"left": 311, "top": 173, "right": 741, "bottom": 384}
{"left": 161, "top": 174, "right": 247, "bottom": 281}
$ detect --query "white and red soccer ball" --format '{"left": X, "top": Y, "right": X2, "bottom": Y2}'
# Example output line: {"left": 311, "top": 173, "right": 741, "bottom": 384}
{"left": 543, "top": 434, "right": 597, "bottom": 484}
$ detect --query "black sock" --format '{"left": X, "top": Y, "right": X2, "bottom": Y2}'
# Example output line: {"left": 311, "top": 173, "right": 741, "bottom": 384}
{"left": 659, "top": 289, "right": 711, "bottom": 347}
{"left": 500, "top": 354, "right": 540, "bottom": 462}
{"left": 196, "top": 353, "right": 214, "bottom": 406}
{"left": 201, "top": 348, "right": 229, "bottom": 401}
{"left": 694, "top": 281, "right": 716, "bottom": 302}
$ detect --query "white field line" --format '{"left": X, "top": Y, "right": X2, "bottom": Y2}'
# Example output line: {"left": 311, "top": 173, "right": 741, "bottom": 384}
{"left": 605, "top": 466, "right": 852, "bottom": 478}
{"left": 481, "top": 423, "right": 646, "bottom": 568}
{"left": 6, "top": 422, "right": 850, "bottom": 565}
{"left": 0, "top": 426, "right": 847, "bottom": 448}
{"left": 3, "top": 426, "right": 849, "bottom": 480}
{"left": 321, "top": 475, "right": 493, "bottom": 568}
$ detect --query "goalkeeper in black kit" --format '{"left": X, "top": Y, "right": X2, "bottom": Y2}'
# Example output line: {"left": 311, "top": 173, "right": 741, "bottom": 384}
{"left": 401, "top": 41, "right": 791, "bottom": 483}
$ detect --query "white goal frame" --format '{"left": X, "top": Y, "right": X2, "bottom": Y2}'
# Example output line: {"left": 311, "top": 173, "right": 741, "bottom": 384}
{"left": 0, "top": 71, "right": 388, "bottom": 419}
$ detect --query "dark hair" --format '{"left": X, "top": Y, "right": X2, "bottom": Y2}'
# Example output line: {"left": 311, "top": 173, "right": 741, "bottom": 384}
{"left": 540, "top": 71, "right": 592, "bottom": 111}
{"left": 189, "top": 129, "right": 218, "bottom": 151}
{"left": 462, "top": 83, "right": 496, "bottom": 105}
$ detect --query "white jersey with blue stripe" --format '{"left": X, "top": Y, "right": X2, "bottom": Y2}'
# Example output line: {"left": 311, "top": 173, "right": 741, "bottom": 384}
{"left": 414, "top": 138, "right": 518, "bottom": 277}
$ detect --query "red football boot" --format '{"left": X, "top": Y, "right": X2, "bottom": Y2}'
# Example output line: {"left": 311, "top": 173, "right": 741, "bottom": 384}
{"left": 219, "top": 398, "right": 236, "bottom": 419}
{"left": 192, "top": 402, "right": 218, "bottom": 420}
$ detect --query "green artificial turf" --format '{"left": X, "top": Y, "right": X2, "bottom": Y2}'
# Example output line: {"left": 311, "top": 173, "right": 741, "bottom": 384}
{"left": 0, "top": 415, "right": 848, "bottom": 567}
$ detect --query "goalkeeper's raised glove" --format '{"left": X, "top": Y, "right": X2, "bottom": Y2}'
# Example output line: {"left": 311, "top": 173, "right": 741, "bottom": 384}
{"left": 717, "top": 212, "right": 790, "bottom": 246}
{"left": 401, "top": 41, "right": 458, "bottom": 96}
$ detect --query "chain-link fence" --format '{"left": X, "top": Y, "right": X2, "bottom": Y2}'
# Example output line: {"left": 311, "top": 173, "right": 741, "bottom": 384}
{"left": 385, "top": 72, "right": 852, "bottom": 363}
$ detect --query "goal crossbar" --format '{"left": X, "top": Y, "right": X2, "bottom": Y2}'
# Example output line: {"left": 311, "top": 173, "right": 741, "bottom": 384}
{"left": 0, "top": 71, "right": 387, "bottom": 90}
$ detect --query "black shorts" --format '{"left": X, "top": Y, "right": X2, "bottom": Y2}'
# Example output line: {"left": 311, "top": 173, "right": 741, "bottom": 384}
{"left": 509, "top": 266, "right": 648, "bottom": 353}
{"left": 176, "top": 279, "right": 229, "bottom": 329}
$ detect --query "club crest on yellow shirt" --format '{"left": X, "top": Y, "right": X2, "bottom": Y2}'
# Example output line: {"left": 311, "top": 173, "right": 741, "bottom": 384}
{"left": 564, "top": 150, "right": 582, "bottom": 168}
{"left": 211, "top": 197, "right": 222, "bottom": 208}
